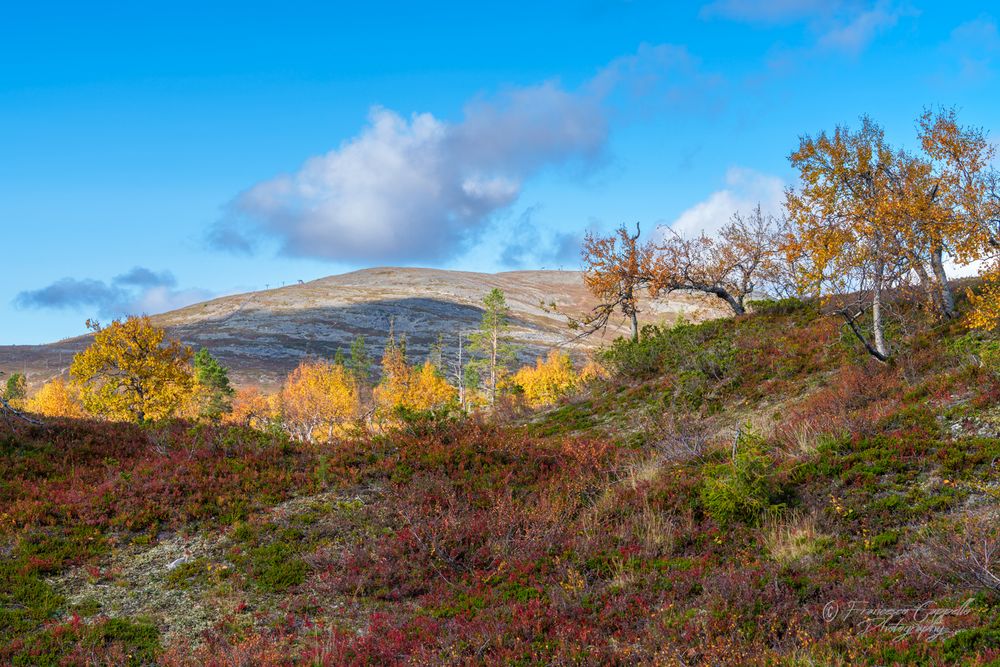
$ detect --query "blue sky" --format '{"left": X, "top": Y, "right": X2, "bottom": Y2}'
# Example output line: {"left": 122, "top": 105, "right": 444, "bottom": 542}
{"left": 2, "top": 0, "right": 998, "bottom": 344}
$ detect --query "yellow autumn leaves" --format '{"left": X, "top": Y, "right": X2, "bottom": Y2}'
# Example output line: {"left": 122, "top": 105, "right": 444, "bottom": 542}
{"left": 25, "top": 378, "right": 85, "bottom": 418}
{"left": 511, "top": 351, "right": 580, "bottom": 408}
{"left": 218, "top": 350, "right": 591, "bottom": 442}
{"left": 24, "top": 314, "right": 596, "bottom": 442}
{"left": 786, "top": 108, "right": 1000, "bottom": 333}
{"left": 25, "top": 316, "right": 197, "bottom": 421}
{"left": 373, "top": 359, "right": 457, "bottom": 415}
{"left": 280, "top": 360, "right": 359, "bottom": 443}
{"left": 70, "top": 316, "right": 193, "bottom": 422}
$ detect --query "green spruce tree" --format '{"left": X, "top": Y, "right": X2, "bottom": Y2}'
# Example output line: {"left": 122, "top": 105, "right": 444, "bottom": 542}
{"left": 349, "top": 335, "right": 373, "bottom": 386}
{"left": 468, "top": 288, "right": 518, "bottom": 405}
{"left": 3, "top": 372, "right": 27, "bottom": 404}
{"left": 193, "top": 348, "right": 234, "bottom": 422}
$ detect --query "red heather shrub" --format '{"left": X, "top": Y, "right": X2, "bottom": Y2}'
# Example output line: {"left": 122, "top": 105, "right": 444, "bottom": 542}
{"left": 0, "top": 419, "right": 318, "bottom": 537}
{"left": 160, "top": 633, "right": 293, "bottom": 666}
{"left": 775, "top": 363, "right": 902, "bottom": 449}
{"left": 733, "top": 315, "right": 844, "bottom": 397}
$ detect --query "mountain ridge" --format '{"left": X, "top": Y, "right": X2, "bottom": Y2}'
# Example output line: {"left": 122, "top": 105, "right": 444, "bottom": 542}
{"left": 2, "top": 267, "right": 727, "bottom": 389}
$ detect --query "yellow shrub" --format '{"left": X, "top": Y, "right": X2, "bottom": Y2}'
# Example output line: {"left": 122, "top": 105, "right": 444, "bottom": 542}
{"left": 224, "top": 386, "right": 279, "bottom": 430}
{"left": 375, "top": 360, "right": 457, "bottom": 414}
{"left": 512, "top": 351, "right": 578, "bottom": 408}
{"left": 26, "top": 378, "right": 85, "bottom": 418}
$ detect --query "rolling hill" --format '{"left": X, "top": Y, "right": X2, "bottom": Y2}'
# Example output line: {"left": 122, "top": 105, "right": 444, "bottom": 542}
{"left": 1, "top": 267, "right": 726, "bottom": 389}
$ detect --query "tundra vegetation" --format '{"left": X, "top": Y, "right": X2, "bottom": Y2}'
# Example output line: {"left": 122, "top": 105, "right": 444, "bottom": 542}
{"left": 3, "top": 108, "right": 1000, "bottom": 665}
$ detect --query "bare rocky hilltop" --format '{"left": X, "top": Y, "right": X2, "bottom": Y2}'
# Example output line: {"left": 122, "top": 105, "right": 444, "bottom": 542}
{"left": 1, "top": 268, "right": 727, "bottom": 389}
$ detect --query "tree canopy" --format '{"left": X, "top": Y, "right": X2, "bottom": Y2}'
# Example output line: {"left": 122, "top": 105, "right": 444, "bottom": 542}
{"left": 280, "top": 358, "right": 359, "bottom": 443}
{"left": 70, "top": 316, "right": 193, "bottom": 423}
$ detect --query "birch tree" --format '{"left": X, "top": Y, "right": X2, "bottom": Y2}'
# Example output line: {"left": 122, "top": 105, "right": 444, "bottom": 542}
{"left": 653, "top": 206, "right": 787, "bottom": 315}
{"left": 785, "top": 116, "right": 909, "bottom": 362}
{"left": 578, "top": 223, "right": 658, "bottom": 342}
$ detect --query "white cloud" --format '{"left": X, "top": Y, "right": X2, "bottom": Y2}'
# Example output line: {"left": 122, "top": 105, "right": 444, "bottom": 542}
{"left": 213, "top": 84, "right": 606, "bottom": 264}
{"left": 212, "top": 44, "right": 716, "bottom": 265}
{"left": 701, "top": 0, "right": 905, "bottom": 55}
{"left": 667, "top": 167, "right": 784, "bottom": 237}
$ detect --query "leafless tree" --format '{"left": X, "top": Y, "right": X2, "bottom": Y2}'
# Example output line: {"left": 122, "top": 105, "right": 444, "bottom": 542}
{"left": 652, "top": 206, "right": 789, "bottom": 316}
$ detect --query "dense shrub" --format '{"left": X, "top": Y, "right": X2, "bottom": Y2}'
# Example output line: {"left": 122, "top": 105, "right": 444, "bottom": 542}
{"left": 600, "top": 325, "right": 668, "bottom": 378}
{"left": 5, "top": 616, "right": 160, "bottom": 667}
{"left": 700, "top": 428, "right": 783, "bottom": 526}
{"left": 747, "top": 296, "right": 817, "bottom": 316}
{"left": 600, "top": 320, "right": 736, "bottom": 414}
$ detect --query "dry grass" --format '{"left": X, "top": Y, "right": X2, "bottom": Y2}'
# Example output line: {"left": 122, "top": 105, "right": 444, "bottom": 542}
{"left": 783, "top": 420, "right": 826, "bottom": 456}
{"left": 761, "top": 510, "right": 825, "bottom": 564}
{"left": 634, "top": 496, "right": 675, "bottom": 557}
{"left": 624, "top": 457, "right": 664, "bottom": 489}
{"left": 579, "top": 458, "right": 675, "bottom": 558}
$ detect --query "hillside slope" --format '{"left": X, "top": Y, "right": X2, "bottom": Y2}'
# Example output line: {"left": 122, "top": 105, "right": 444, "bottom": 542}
{"left": 3, "top": 298, "right": 1000, "bottom": 665}
{"left": 0, "top": 268, "right": 724, "bottom": 388}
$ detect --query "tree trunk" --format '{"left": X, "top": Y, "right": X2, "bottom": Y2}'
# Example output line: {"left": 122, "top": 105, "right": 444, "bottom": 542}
{"left": 839, "top": 308, "right": 889, "bottom": 363}
{"left": 457, "top": 334, "right": 465, "bottom": 410}
{"left": 909, "top": 256, "right": 944, "bottom": 315}
{"left": 929, "top": 244, "right": 957, "bottom": 319}
{"left": 490, "top": 327, "right": 498, "bottom": 405}
{"left": 709, "top": 287, "right": 746, "bottom": 316}
{"left": 625, "top": 283, "right": 639, "bottom": 342}
{"left": 1, "top": 396, "right": 43, "bottom": 426}
{"left": 872, "top": 284, "right": 888, "bottom": 360}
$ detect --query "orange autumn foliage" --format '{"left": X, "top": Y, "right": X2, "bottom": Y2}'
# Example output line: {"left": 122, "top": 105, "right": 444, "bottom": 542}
{"left": 578, "top": 359, "right": 609, "bottom": 383}
{"left": 917, "top": 108, "right": 1000, "bottom": 329}
{"left": 579, "top": 223, "right": 658, "bottom": 342}
{"left": 784, "top": 108, "right": 1000, "bottom": 342}
{"left": 225, "top": 386, "right": 279, "bottom": 430}
{"left": 579, "top": 212, "right": 786, "bottom": 343}
{"left": 653, "top": 206, "right": 788, "bottom": 314}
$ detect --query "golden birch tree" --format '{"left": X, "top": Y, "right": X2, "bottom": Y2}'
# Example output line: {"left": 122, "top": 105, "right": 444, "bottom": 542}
{"left": 70, "top": 316, "right": 194, "bottom": 422}
{"left": 280, "top": 359, "right": 359, "bottom": 443}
